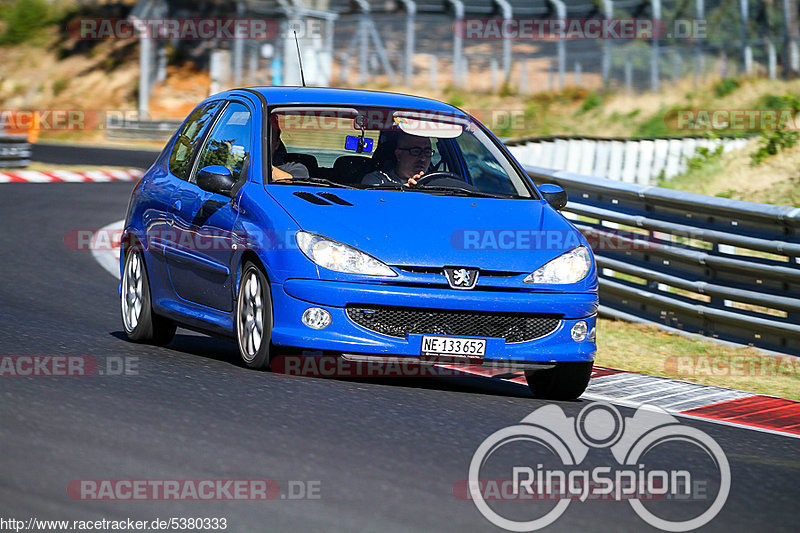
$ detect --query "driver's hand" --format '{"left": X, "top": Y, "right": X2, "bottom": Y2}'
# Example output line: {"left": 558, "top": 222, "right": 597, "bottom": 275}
{"left": 272, "top": 166, "right": 293, "bottom": 181}
{"left": 406, "top": 171, "right": 425, "bottom": 187}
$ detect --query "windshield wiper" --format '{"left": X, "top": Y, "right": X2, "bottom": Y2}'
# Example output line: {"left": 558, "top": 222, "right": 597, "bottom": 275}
{"left": 411, "top": 186, "right": 516, "bottom": 199}
{"left": 272, "top": 177, "right": 355, "bottom": 188}
{"left": 361, "top": 183, "right": 514, "bottom": 198}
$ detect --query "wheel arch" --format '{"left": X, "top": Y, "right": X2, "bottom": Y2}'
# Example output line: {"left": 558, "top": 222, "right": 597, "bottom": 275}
{"left": 236, "top": 249, "right": 270, "bottom": 298}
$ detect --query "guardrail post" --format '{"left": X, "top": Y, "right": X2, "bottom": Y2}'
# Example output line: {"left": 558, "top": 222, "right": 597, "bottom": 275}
{"left": 695, "top": 0, "right": 705, "bottom": 85}
{"left": 602, "top": 0, "right": 613, "bottom": 87}
{"left": 520, "top": 59, "right": 529, "bottom": 94}
{"left": 496, "top": 0, "right": 512, "bottom": 81}
{"left": 783, "top": 0, "right": 800, "bottom": 77}
{"left": 400, "top": 0, "right": 416, "bottom": 86}
{"left": 136, "top": 21, "right": 151, "bottom": 119}
{"left": 449, "top": 0, "right": 464, "bottom": 87}
{"left": 767, "top": 38, "right": 777, "bottom": 79}
{"left": 548, "top": 0, "right": 566, "bottom": 90}
{"left": 739, "top": 0, "right": 753, "bottom": 74}
{"left": 249, "top": 42, "right": 258, "bottom": 83}
{"left": 650, "top": 0, "right": 661, "bottom": 92}
{"left": 672, "top": 50, "right": 681, "bottom": 82}
{"left": 233, "top": 1, "right": 245, "bottom": 86}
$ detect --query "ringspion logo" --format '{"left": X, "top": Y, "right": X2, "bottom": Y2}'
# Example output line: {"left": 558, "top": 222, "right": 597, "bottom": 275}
{"left": 466, "top": 402, "right": 729, "bottom": 531}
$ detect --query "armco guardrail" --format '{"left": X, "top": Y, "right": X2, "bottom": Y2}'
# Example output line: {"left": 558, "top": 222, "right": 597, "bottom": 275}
{"left": 525, "top": 165, "right": 800, "bottom": 355}
{"left": 0, "top": 135, "right": 31, "bottom": 168}
{"left": 105, "top": 118, "right": 182, "bottom": 141}
{"left": 508, "top": 135, "right": 750, "bottom": 185}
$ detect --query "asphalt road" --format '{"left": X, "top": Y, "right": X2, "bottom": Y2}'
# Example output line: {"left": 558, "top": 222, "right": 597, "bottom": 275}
{"left": 31, "top": 143, "right": 160, "bottom": 169}
{"left": 0, "top": 182, "right": 798, "bottom": 532}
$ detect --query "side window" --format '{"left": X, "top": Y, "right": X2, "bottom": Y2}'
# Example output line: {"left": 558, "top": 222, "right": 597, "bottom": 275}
{"left": 194, "top": 102, "right": 252, "bottom": 183}
{"left": 168, "top": 101, "right": 221, "bottom": 180}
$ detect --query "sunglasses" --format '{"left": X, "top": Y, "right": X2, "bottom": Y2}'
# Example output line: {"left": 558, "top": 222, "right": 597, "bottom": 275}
{"left": 397, "top": 147, "right": 435, "bottom": 158}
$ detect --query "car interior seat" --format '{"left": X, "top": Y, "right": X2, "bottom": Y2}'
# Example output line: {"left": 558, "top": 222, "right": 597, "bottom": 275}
{"left": 284, "top": 153, "right": 319, "bottom": 176}
{"left": 332, "top": 156, "right": 377, "bottom": 185}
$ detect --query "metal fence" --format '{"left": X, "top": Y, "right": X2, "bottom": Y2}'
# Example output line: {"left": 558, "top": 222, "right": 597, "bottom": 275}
{"left": 327, "top": 0, "right": 800, "bottom": 92}
{"left": 0, "top": 136, "right": 31, "bottom": 168}
{"left": 525, "top": 165, "right": 800, "bottom": 355}
{"left": 129, "top": 0, "right": 800, "bottom": 116}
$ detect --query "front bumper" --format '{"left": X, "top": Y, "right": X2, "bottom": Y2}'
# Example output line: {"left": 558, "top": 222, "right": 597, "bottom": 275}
{"left": 269, "top": 278, "right": 597, "bottom": 364}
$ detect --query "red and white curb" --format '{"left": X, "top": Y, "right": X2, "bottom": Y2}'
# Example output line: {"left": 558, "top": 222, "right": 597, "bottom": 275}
{"left": 89, "top": 220, "right": 800, "bottom": 439}
{"left": 0, "top": 168, "right": 143, "bottom": 183}
{"left": 450, "top": 365, "right": 800, "bottom": 439}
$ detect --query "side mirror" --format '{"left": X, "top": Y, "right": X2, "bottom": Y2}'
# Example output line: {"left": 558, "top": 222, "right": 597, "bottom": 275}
{"left": 197, "top": 165, "right": 235, "bottom": 196}
{"left": 538, "top": 183, "right": 568, "bottom": 210}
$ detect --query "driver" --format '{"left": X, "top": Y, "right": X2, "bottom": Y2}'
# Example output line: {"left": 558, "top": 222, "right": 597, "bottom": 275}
{"left": 362, "top": 132, "right": 434, "bottom": 187}
{"left": 270, "top": 114, "right": 310, "bottom": 182}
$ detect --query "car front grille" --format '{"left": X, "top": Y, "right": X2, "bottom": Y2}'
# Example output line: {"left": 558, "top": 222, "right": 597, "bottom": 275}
{"left": 345, "top": 306, "right": 561, "bottom": 343}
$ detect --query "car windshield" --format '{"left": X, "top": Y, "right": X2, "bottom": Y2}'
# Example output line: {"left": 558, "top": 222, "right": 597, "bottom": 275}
{"left": 267, "top": 106, "right": 534, "bottom": 198}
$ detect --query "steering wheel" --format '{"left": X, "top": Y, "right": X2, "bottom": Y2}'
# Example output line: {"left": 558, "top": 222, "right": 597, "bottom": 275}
{"left": 413, "top": 171, "right": 463, "bottom": 186}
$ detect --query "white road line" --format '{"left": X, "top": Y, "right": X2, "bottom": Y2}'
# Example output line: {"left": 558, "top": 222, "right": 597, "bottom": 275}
{"left": 658, "top": 390, "right": 744, "bottom": 410}
{"left": 92, "top": 220, "right": 124, "bottom": 279}
{"left": 606, "top": 382, "right": 692, "bottom": 402}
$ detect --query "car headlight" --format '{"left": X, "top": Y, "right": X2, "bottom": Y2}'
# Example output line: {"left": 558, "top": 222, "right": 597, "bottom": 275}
{"left": 524, "top": 246, "right": 592, "bottom": 284}
{"left": 296, "top": 231, "right": 397, "bottom": 277}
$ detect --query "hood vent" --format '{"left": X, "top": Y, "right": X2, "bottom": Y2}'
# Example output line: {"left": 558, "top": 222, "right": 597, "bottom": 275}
{"left": 318, "top": 192, "right": 353, "bottom": 206}
{"left": 293, "top": 191, "right": 331, "bottom": 205}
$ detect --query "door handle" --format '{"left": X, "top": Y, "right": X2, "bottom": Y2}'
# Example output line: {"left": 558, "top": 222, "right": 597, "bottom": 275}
{"left": 172, "top": 200, "right": 182, "bottom": 211}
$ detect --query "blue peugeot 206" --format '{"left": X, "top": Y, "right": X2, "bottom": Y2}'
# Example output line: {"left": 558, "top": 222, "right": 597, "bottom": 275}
{"left": 120, "top": 87, "right": 598, "bottom": 399}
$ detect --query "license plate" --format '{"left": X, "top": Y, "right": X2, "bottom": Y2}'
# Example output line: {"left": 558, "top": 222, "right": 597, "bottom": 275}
{"left": 421, "top": 336, "right": 486, "bottom": 358}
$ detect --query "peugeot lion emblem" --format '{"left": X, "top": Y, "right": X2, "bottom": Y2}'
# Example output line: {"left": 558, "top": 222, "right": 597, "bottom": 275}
{"left": 444, "top": 268, "right": 479, "bottom": 290}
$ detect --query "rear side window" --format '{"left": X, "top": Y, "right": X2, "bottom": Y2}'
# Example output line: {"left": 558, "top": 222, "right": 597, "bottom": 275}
{"left": 168, "top": 101, "right": 221, "bottom": 180}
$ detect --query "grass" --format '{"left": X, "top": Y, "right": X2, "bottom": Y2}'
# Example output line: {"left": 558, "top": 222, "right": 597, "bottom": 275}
{"left": 596, "top": 318, "right": 800, "bottom": 400}
{"left": 659, "top": 139, "right": 800, "bottom": 206}
{"left": 751, "top": 128, "right": 799, "bottom": 165}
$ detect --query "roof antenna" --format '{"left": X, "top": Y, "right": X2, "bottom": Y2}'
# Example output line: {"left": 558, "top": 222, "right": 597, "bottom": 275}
{"left": 294, "top": 30, "right": 306, "bottom": 87}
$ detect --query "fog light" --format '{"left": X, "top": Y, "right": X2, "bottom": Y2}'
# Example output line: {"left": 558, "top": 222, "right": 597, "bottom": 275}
{"left": 571, "top": 321, "right": 588, "bottom": 342}
{"left": 302, "top": 307, "right": 331, "bottom": 329}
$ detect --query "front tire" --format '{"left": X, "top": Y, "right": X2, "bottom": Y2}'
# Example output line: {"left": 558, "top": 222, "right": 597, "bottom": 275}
{"left": 121, "top": 248, "right": 176, "bottom": 345}
{"left": 525, "top": 361, "right": 593, "bottom": 400}
{"left": 236, "top": 262, "right": 273, "bottom": 369}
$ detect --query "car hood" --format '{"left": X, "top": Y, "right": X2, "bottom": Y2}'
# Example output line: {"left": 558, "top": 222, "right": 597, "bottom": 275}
{"left": 266, "top": 187, "right": 587, "bottom": 272}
